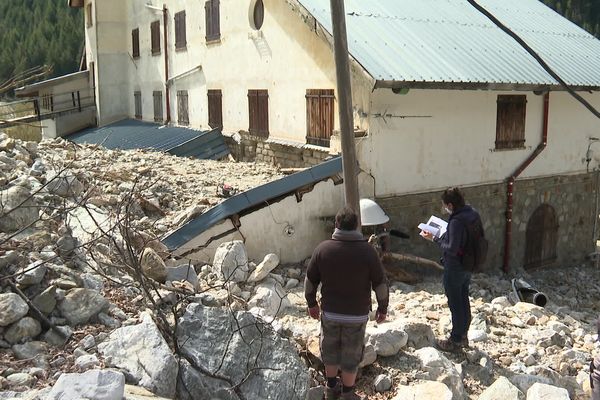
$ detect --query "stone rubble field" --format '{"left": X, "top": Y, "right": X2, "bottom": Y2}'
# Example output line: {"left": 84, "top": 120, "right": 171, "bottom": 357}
{"left": 0, "top": 133, "right": 599, "bottom": 400}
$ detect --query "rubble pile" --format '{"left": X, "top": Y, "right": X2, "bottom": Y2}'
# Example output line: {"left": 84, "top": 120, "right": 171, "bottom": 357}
{"left": 0, "top": 133, "right": 598, "bottom": 400}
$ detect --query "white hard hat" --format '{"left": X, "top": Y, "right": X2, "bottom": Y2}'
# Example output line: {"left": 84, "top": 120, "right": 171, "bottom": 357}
{"left": 360, "top": 198, "right": 389, "bottom": 226}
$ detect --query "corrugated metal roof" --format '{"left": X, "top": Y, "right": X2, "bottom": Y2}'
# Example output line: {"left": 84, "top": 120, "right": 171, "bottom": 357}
{"left": 297, "top": 0, "right": 600, "bottom": 89}
{"left": 68, "top": 119, "right": 230, "bottom": 160}
{"left": 162, "top": 156, "right": 342, "bottom": 250}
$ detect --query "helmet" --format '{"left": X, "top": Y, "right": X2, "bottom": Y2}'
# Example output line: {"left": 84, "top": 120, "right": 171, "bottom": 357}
{"left": 360, "top": 198, "right": 389, "bottom": 226}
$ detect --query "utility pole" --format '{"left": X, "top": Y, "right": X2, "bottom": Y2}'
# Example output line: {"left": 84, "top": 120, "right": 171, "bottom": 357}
{"left": 330, "top": 0, "right": 361, "bottom": 227}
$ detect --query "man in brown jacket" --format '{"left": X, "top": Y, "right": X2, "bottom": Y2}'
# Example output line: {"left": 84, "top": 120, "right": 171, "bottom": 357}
{"left": 305, "top": 207, "right": 389, "bottom": 400}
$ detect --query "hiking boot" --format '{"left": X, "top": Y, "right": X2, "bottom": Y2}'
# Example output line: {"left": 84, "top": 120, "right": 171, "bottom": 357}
{"left": 323, "top": 383, "right": 341, "bottom": 400}
{"left": 435, "top": 337, "right": 464, "bottom": 353}
{"left": 461, "top": 335, "right": 470, "bottom": 348}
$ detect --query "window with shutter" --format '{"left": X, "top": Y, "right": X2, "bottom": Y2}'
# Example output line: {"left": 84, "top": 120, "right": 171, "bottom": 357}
{"left": 175, "top": 11, "right": 186, "bottom": 50}
{"left": 151, "top": 21, "right": 161, "bottom": 55}
{"left": 306, "top": 89, "right": 335, "bottom": 147}
{"left": 208, "top": 90, "right": 223, "bottom": 129}
{"left": 205, "top": 0, "right": 221, "bottom": 42}
{"left": 153, "top": 91, "right": 163, "bottom": 122}
{"left": 134, "top": 91, "right": 142, "bottom": 119}
{"left": 248, "top": 90, "right": 269, "bottom": 137}
{"left": 496, "top": 95, "right": 526, "bottom": 150}
{"left": 132, "top": 28, "right": 140, "bottom": 58}
{"left": 177, "top": 90, "right": 189, "bottom": 126}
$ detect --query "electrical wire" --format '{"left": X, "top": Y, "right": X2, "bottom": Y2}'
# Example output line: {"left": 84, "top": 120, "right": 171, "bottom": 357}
{"left": 466, "top": 0, "right": 600, "bottom": 120}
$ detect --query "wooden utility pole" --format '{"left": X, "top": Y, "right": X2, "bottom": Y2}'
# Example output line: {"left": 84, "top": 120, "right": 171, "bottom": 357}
{"left": 330, "top": 0, "right": 361, "bottom": 226}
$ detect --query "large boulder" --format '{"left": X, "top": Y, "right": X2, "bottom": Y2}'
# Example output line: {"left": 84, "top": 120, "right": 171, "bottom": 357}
{"left": 247, "top": 279, "right": 290, "bottom": 317}
{"left": 0, "top": 293, "right": 29, "bottom": 326}
{"left": 177, "top": 303, "right": 309, "bottom": 400}
{"left": 47, "top": 369, "right": 125, "bottom": 400}
{"left": 212, "top": 241, "right": 249, "bottom": 283}
{"left": 526, "top": 382, "right": 569, "bottom": 400}
{"left": 58, "top": 288, "right": 108, "bottom": 326}
{"left": 0, "top": 185, "right": 39, "bottom": 233}
{"left": 97, "top": 312, "right": 177, "bottom": 398}
{"left": 392, "top": 319, "right": 435, "bottom": 349}
{"left": 4, "top": 317, "right": 42, "bottom": 344}
{"left": 15, "top": 260, "right": 47, "bottom": 286}
{"left": 415, "top": 347, "right": 466, "bottom": 400}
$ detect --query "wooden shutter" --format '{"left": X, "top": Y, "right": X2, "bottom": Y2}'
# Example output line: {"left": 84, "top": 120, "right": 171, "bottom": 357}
{"left": 206, "top": 0, "right": 220, "bottom": 41}
{"left": 132, "top": 28, "right": 140, "bottom": 58}
{"left": 177, "top": 90, "right": 189, "bottom": 125}
{"left": 134, "top": 91, "right": 142, "bottom": 119}
{"left": 496, "top": 95, "right": 526, "bottom": 150}
{"left": 248, "top": 90, "right": 268, "bottom": 137}
{"left": 306, "top": 89, "right": 334, "bottom": 147}
{"left": 175, "top": 11, "right": 186, "bottom": 49}
{"left": 151, "top": 21, "right": 161, "bottom": 55}
{"left": 153, "top": 91, "right": 163, "bottom": 122}
{"left": 208, "top": 89, "right": 223, "bottom": 129}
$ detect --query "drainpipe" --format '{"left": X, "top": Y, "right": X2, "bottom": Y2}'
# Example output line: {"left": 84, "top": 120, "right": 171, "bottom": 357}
{"left": 163, "top": 4, "right": 171, "bottom": 124}
{"left": 502, "top": 92, "right": 550, "bottom": 273}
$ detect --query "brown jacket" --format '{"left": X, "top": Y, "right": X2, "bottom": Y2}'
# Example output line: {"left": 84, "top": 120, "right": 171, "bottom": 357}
{"left": 304, "top": 237, "right": 388, "bottom": 316}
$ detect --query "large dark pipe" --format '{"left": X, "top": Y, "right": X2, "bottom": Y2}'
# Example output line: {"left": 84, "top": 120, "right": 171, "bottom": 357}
{"left": 510, "top": 278, "right": 547, "bottom": 307}
{"left": 503, "top": 92, "right": 549, "bottom": 273}
{"left": 163, "top": 4, "right": 171, "bottom": 124}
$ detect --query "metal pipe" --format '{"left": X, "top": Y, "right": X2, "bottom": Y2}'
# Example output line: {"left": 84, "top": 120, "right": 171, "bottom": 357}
{"left": 163, "top": 4, "right": 171, "bottom": 124}
{"left": 330, "top": 0, "right": 361, "bottom": 228}
{"left": 502, "top": 92, "right": 549, "bottom": 273}
{"left": 510, "top": 278, "right": 547, "bottom": 307}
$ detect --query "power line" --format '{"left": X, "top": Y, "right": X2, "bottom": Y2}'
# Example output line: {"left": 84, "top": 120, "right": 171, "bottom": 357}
{"left": 466, "top": 0, "right": 600, "bottom": 120}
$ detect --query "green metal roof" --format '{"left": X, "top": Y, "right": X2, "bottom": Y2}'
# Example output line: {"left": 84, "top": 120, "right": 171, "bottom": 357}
{"left": 297, "top": 0, "right": 600, "bottom": 90}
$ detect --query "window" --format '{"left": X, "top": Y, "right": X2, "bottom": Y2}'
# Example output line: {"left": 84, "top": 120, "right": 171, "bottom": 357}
{"left": 132, "top": 28, "right": 140, "bottom": 58}
{"left": 177, "top": 90, "right": 189, "bottom": 126}
{"left": 208, "top": 89, "right": 223, "bottom": 129}
{"left": 174, "top": 11, "right": 187, "bottom": 50}
{"left": 86, "top": 3, "right": 93, "bottom": 27}
{"left": 41, "top": 94, "right": 54, "bottom": 112}
{"left": 306, "top": 89, "right": 335, "bottom": 147}
{"left": 134, "top": 91, "right": 142, "bottom": 119}
{"left": 153, "top": 91, "right": 163, "bottom": 122}
{"left": 248, "top": 89, "right": 269, "bottom": 137}
{"left": 205, "top": 0, "right": 221, "bottom": 42}
{"left": 251, "top": 0, "right": 264, "bottom": 30}
{"left": 151, "top": 21, "right": 161, "bottom": 55}
{"left": 496, "top": 95, "right": 526, "bottom": 150}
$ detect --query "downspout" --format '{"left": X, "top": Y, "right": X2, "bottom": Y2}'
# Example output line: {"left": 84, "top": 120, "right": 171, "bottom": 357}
{"left": 502, "top": 92, "right": 550, "bottom": 273}
{"left": 163, "top": 4, "right": 171, "bottom": 124}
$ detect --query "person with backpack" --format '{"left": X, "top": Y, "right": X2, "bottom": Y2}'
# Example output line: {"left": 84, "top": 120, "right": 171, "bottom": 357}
{"left": 421, "top": 187, "right": 486, "bottom": 352}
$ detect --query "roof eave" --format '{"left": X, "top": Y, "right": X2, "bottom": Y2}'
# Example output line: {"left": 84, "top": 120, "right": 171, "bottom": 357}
{"left": 375, "top": 80, "right": 600, "bottom": 92}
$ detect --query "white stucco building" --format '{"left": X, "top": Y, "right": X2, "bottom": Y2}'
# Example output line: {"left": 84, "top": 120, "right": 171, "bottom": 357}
{"left": 55, "top": 0, "right": 600, "bottom": 271}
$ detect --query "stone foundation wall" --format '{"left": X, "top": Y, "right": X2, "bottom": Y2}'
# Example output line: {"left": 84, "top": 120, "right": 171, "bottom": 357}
{"left": 377, "top": 173, "right": 596, "bottom": 272}
{"left": 224, "top": 132, "right": 331, "bottom": 168}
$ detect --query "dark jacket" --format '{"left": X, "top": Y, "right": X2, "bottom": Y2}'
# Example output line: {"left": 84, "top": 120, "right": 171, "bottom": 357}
{"left": 436, "top": 205, "right": 480, "bottom": 269}
{"left": 304, "top": 237, "right": 388, "bottom": 316}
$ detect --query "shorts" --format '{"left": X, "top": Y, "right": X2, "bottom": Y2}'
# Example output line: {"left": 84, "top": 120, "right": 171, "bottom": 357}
{"left": 320, "top": 318, "right": 367, "bottom": 373}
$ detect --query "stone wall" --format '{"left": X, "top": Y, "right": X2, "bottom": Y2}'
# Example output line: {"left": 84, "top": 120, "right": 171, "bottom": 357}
{"left": 377, "top": 173, "right": 597, "bottom": 273}
{"left": 224, "top": 132, "right": 331, "bottom": 168}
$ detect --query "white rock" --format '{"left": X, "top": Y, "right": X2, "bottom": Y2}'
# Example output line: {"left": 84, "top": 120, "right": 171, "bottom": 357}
{"left": 75, "top": 354, "right": 100, "bottom": 370}
{"left": 491, "top": 296, "right": 512, "bottom": 309}
{"left": 285, "top": 278, "right": 299, "bottom": 289}
{"left": 248, "top": 253, "right": 280, "bottom": 282}
{"left": 366, "top": 325, "right": 408, "bottom": 357}
{"left": 468, "top": 329, "right": 488, "bottom": 342}
{"left": 58, "top": 288, "right": 108, "bottom": 326}
{"left": 16, "top": 261, "right": 46, "bottom": 286}
{"left": 166, "top": 264, "right": 198, "bottom": 290}
{"left": 359, "top": 343, "right": 377, "bottom": 368}
{"left": 509, "top": 374, "right": 552, "bottom": 393}
{"left": 47, "top": 369, "right": 125, "bottom": 400}
{"left": 0, "top": 293, "right": 29, "bottom": 326}
{"left": 526, "top": 382, "right": 569, "bottom": 400}
{"left": 392, "top": 381, "right": 452, "bottom": 400}
{"left": 4, "top": 317, "right": 42, "bottom": 344}
{"left": 6, "top": 372, "right": 35, "bottom": 388}
{"left": 547, "top": 321, "right": 571, "bottom": 335}
{"left": 0, "top": 185, "right": 39, "bottom": 233}
{"left": 478, "top": 376, "right": 523, "bottom": 400}
{"left": 247, "top": 280, "right": 290, "bottom": 317}
{"left": 212, "top": 240, "right": 249, "bottom": 283}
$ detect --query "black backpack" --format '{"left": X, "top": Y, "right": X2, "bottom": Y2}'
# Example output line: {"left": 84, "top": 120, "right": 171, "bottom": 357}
{"left": 460, "top": 215, "right": 488, "bottom": 272}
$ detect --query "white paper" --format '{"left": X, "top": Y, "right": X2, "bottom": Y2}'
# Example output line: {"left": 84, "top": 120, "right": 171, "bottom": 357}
{"left": 418, "top": 215, "right": 448, "bottom": 238}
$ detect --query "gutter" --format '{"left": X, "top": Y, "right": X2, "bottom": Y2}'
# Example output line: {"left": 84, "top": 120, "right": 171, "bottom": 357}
{"left": 163, "top": 4, "right": 171, "bottom": 124}
{"left": 166, "top": 65, "right": 202, "bottom": 86}
{"left": 503, "top": 92, "right": 550, "bottom": 273}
